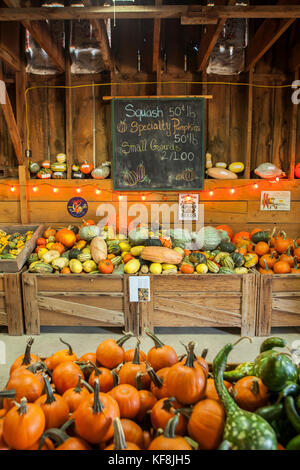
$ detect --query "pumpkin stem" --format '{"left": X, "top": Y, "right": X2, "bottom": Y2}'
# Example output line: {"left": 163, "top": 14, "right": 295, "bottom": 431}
{"left": 81, "top": 380, "right": 94, "bottom": 393}
{"left": 250, "top": 379, "right": 260, "bottom": 396}
{"left": 21, "top": 337, "right": 34, "bottom": 366}
{"left": 16, "top": 397, "right": 28, "bottom": 415}
{"left": 185, "top": 341, "right": 196, "bottom": 368}
{"left": 146, "top": 362, "right": 163, "bottom": 389}
{"left": 60, "top": 418, "right": 75, "bottom": 434}
{"left": 183, "top": 436, "right": 199, "bottom": 450}
{"left": 135, "top": 371, "right": 144, "bottom": 390}
{"left": 144, "top": 328, "right": 165, "bottom": 348}
{"left": 112, "top": 417, "right": 127, "bottom": 450}
{"left": 38, "top": 428, "right": 70, "bottom": 450}
{"left": 177, "top": 407, "right": 192, "bottom": 419}
{"left": 92, "top": 379, "right": 104, "bottom": 414}
{"left": 161, "top": 397, "right": 176, "bottom": 412}
{"left": 43, "top": 374, "right": 56, "bottom": 405}
{"left": 59, "top": 337, "right": 73, "bottom": 356}
{"left": 164, "top": 414, "right": 179, "bottom": 439}
{"left": 233, "top": 336, "right": 253, "bottom": 347}
{"left": 112, "top": 370, "right": 120, "bottom": 387}
{"left": 132, "top": 337, "right": 141, "bottom": 365}
{"left": 116, "top": 331, "right": 134, "bottom": 347}
{"left": 201, "top": 348, "right": 208, "bottom": 359}
{"left": 73, "top": 375, "right": 82, "bottom": 394}
{"left": 0, "top": 389, "right": 16, "bottom": 399}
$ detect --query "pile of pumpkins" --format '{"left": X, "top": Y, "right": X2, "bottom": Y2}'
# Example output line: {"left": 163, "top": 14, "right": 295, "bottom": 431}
{"left": 1, "top": 333, "right": 299, "bottom": 450}
{"left": 26, "top": 221, "right": 300, "bottom": 276}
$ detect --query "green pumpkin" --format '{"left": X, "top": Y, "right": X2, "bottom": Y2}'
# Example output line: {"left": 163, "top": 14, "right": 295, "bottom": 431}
{"left": 251, "top": 231, "right": 270, "bottom": 244}
{"left": 219, "top": 240, "right": 235, "bottom": 253}
{"left": 78, "top": 225, "right": 100, "bottom": 241}
{"left": 144, "top": 238, "right": 162, "bottom": 247}
{"left": 69, "top": 248, "right": 82, "bottom": 260}
{"left": 189, "top": 252, "right": 207, "bottom": 265}
{"left": 231, "top": 252, "right": 245, "bottom": 267}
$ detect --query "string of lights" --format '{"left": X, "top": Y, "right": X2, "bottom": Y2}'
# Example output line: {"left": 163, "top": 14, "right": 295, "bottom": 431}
{"left": 2, "top": 177, "right": 288, "bottom": 202}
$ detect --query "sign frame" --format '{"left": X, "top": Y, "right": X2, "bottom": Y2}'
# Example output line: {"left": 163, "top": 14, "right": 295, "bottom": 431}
{"left": 112, "top": 97, "right": 205, "bottom": 192}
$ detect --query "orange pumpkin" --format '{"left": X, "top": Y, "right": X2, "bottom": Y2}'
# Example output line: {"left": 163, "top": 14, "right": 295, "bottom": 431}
{"left": 55, "top": 229, "right": 76, "bottom": 248}
{"left": 148, "top": 414, "right": 192, "bottom": 450}
{"left": 108, "top": 384, "right": 141, "bottom": 419}
{"left": 151, "top": 398, "right": 187, "bottom": 435}
{"left": 275, "top": 231, "right": 292, "bottom": 254}
{"left": 273, "top": 260, "right": 291, "bottom": 274}
{"left": 180, "top": 264, "right": 194, "bottom": 274}
{"left": 187, "top": 398, "right": 225, "bottom": 450}
{"left": 232, "top": 231, "right": 250, "bottom": 245}
{"left": 232, "top": 376, "right": 269, "bottom": 411}
{"left": 255, "top": 241, "right": 270, "bottom": 256}
{"left": 205, "top": 377, "right": 232, "bottom": 402}
{"left": 51, "top": 242, "right": 65, "bottom": 255}
{"left": 80, "top": 162, "right": 94, "bottom": 175}
{"left": 43, "top": 227, "right": 56, "bottom": 239}
{"left": 98, "top": 259, "right": 114, "bottom": 274}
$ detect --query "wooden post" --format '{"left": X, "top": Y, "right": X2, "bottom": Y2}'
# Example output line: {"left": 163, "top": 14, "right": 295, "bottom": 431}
{"left": 241, "top": 273, "right": 256, "bottom": 337}
{"left": 256, "top": 275, "right": 272, "bottom": 336}
{"left": 22, "top": 273, "right": 40, "bottom": 335}
{"left": 4, "top": 271, "right": 24, "bottom": 335}
{"left": 65, "top": 21, "right": 72, "bottom": 179}
{"left": 15, "top": 25, "right": 26, "bottom": 150}
{"left": 18, "top": 165, "right": 29, "bottom": 224}
{"left": 289, "top": 68, "right": 299, "bottom": 179}
{"left": 245, "top": 69, "right": 254, "bottom": 179}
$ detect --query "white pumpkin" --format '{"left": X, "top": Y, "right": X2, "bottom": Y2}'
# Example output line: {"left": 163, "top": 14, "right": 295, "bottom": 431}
{"left": 90, "top": 236, "right": 107, "bottom": 263}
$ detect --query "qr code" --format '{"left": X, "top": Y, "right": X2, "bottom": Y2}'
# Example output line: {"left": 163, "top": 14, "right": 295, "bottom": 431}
{"left": 138, "top": 288, "right": 149, "bottom": 302}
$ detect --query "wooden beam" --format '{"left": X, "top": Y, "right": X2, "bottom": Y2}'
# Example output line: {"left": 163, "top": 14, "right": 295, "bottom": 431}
{"left": 2, "top": 0, "right": 65, "bottom": 72}
{"left": 16, "top": 25, "right": 26, "bottom": 148}
{"left": 65, "top": 21, "right": 72, "bottom": 180}
{"left": 90, "top": 19, "right": 114, "bottom": 71}
{"left": 0, "top": 46, "right": 21, "bottom": 72}
{"left": 153, "top": 0, "right": 162, "bottom": 73}
{"left": 290, "top": 42, "right": 300, "bottom": 71}
{"left": 245, "top": 0, "right": 299, "bottom": 72}
{"left": 18, "top": 165, "right": 29, "bottom": 224}
{"left": 245, "top": 69, "right": 254, "bottom": 179}
{"left": 0, "top": 70, "right": 22, "bottom": 164}
{"left": 289, "top": 68, "right": 299, "bottom": 179}
{"left": 0, "top": 22, "right": 21, "bottom": 71}
{"left": 1, "top": 5, "right": 300, "bottom": 22}
{"left": 197, "top": 0, "right": 235, "bottom": 72}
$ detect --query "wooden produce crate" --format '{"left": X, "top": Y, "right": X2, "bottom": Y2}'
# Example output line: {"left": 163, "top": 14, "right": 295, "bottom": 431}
{"left": 0, "top": 269, "right": 24, "bottom": 335}
{"left": 22, "top": 272, "right": 128, "bottom": 335}
{"left": 133, "top": 273, "right": 257, "bottom": 337}
{"left": 0, "top": 224, "right": 44, "bottom": 273}
{"left": 256, "top": 274, "right": 300, "bottom": 336}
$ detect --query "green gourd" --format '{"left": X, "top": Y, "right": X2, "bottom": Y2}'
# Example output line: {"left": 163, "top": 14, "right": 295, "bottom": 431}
{"left": 144, "top": 239, "right": 162, "bottom": 247}
{"left": 223, "top": 362, "right": 254, "bottom": 382}
{"left": 69, "top": 248, "right": 82, "bottom": 260}
{"left": 259, "top": 354, "right": 298, "bottom": 392}
{"left": 189, "top": 252, "right": 207, "bottom": 265}
{"left": 221, "top": 256, "right": 235, "bottom": 270}
{"left": 111, "top": 256, "right": 122, "bottom": 266}
{"left": 219, "top": 241, "right": 235, "bottom": 253}
{"left": 213, "top": 340, "right": 277, "bottom": 450}
{"left": 231, "top": 252, "right": 245, "bottom": 267}
{"left": 251, "top": 231, "right": 270, "bottom": 244}
{"left": 77, "top": 252, "right": 92, "bottom": 262}
{"left": 207, "top": 260, "right": 219, "bottom": 273}
{"left": 219, "top": 267, "right": 235, "bottom": 274}
{"left": 252, "top": 337, "right": 287, "bottom": 377}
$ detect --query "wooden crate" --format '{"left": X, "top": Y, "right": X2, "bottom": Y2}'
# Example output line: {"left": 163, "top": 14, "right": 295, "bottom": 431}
{"left": 0, "top": 224, "right": 44, "bottom": 273}
{"left": 256, "top": 274, "right": 300, "bottom": 336}
{"left": 131, "top": 274, "right": 257, "bottom": 337}
{"left": 22, "top": 272, "right": 128, "bottom": 335}
{"left": 0, "top": 269, "right": 24, "bottom": 335}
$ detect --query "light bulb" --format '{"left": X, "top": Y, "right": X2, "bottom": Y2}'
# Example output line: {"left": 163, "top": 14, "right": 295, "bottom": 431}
{"left": 96, "top": 189, "right": 101, "bottom": 195}
{"left": 53, "top": 187, "right": 58, "bottom": 193}
{"left": 209, "top": 191, "right": 214, "bottom": 196}
{"left": 76, "top": 188, "right": 81, "bottom": 193}
{"left": 119, "top": 195, "right": 123, "bottom": 201}
{"left": 254, "top": 184, "right": 258, "bottom": 189}
{"left": 230, "top": 188, "right": 235, "bottom": 194}
{"left": 141, "top": 195, "right": 146, "bottom": 201}
{"left": 33, "top": 186, "right": 38, "bottom": 192}
{"left": 10, "top": 186, "right": 16, "bottom": 192}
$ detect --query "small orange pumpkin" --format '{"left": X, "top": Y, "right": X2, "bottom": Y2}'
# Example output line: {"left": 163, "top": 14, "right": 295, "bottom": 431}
{"left": 55, "top": 229, "right": 76, "bottom": 248}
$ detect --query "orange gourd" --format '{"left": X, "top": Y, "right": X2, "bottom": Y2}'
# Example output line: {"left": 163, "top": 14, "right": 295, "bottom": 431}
{"left": 88, "top": 364, "right": 115, "bottom": 392}
{"left": 205, "top": 377, "right": 232, "bottom": 402}
{"left": 187, "top": 398, "right": 225, "bottom": 450}
{"left": 275, "top": 231, "right": 292, "bottom": 254}
{"left": 34, "top": 375, "right": 69, "bottom": 429}
{"left": 148, "top": 414, "right": 192, "bottom": 450}
{"left": 255, "top": 241, "right": 270, "bottom": 256}
{"left": 9, "top": 337, "right": 39, "bottom": 375}
{"left": 146, "top": 364, "right": 170, "bottom": 399}
{"left": 180, "top": 264, "right": 194, "bottom": 274}
{"left": 145, "top": 329, "right": 178, "bottom": 371}
{"left": 74, "top": 379, "right": 120, "bottom": 444}
{"left": 273, "top": 260, "right": 291, "bottom": 274}
{"left": 232, "top": 231, "right": 250, "bottom": 245}
{"left": 62, "top": 376, "right": 92, "bottom": 412}
{"left": 120, "top": 419, "right": 144, "bottom": 449}
{"left": 5, "top": 369, "right": 44, "bottom": 407}
{"left": 52, "top": 361, "right": 84, "bottom": 395}
{"left": 259, "top": 252, "right": 277, "bottom": 269}
{"left": 108, "top": 384, "right": 141, "bottom": 419}
{"left": 151, "top": 397, "right": 187, "bottom": 435}
{"left": 98, "top": 259, "right": 114, "bottom": 274}
{"left": 46, "top": 338, "right": 77, "bottom": 371}
{"left": 96, "top": 331, "right": 133, "bottom": 369}
{"left": 55, "top": 229, "right": 76, "bottom": 248}
{"left": 166, "top": 342, "right": 206, "bottom": 405}
{"left": 3, "top": 398, "right": 45, "bottom": 450}
{"left": 232, "top": 376, "right": 269, "bottom": 412}
{"left": 124, "top": 348, "right": 147, "bottom": 363}
{"left": 104, "top": 418, "right": 141, "bottom": 450}
{"left": 118, "top": 339, "right": 150, "bottom": 389}
{"left": 135, "top": 389, "right": 157, "bottom": 422}
{"left": 279, "top": 246, "right": 294, "bottom": 267}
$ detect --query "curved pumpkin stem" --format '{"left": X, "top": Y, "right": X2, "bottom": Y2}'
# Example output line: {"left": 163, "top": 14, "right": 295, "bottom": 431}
{"left": 42, "top": 374, "right": 56, "bottom": 405}
{"left": 112, "top": 370, "right": 119, "bottom": 388}
{"left": 15, "top": 397, "right": 28, "bottom": 415}
{"left": 144, "top": 328, "right": 164, "bottom": 348}
{"left": 73, "top": 375, "right": 82, "bottom": 394}
{"left": 81, "top": 379, "right": 94, "bottom": 393}
{"left": 59, "top": 337, "right": 73, "bottom": 356}
{"left": 135, "top": 371, "right": 144, "bottom": 391}
{"left": 112, "top": 417, "right": 127, "bottom": 450}
{"left": 185, "top": 341, "right": 196, "bottom": 368}
{"left": 132, "top": 337, "right": 141, "bottom": 365}
{"left": 164, "top": 414, "right": 179, "bottom": 438}
{"left": 117, "top": 331, "right": 134, "bottom": 347}
{"left": 146, "top": 362, "right": 163, "bottom": 389}
{"left": 21, "top": 337, "right": 34, "bottom": 366}
{"left": 38, "top": 428, "right": 70, "bottom": 450}
{"left": 161, "top": 397, "right": 176, "bottom": 412}
{"left": 201, "top": 348, "right": 208, "bottom": 359}
{"left": 60, "top": 418, "right": 75, "bottom": 434}
{"left": 92, "top": 379, "right": 103, "bottom": 414}
{"left": 233, "top": 336, "right": 253, "bottom": 347}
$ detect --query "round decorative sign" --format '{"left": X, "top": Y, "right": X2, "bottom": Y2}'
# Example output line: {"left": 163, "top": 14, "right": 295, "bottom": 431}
{"left": 67, "top": 197, "right": 88, "bottom": 218}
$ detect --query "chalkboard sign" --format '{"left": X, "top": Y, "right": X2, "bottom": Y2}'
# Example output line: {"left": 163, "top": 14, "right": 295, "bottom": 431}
{"left": 112, "top": 98, "right": 205, "bottom": 191}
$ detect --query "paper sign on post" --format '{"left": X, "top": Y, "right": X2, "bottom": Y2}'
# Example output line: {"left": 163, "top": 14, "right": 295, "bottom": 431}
{"left": 260, "top": 191, "right": 290, "bottom": 211}
{"left": 129, "top": 276, "right": 150, "bottom": 302}
{"left": 178, "top": 194, "right": 199, "bottom": 221}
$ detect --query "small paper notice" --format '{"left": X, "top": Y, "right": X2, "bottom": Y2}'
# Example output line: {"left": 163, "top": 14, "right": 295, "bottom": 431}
{"left": 260, "top": 191, "right": 290, "bottom": 211}
{"left": 129, "top": 276, "right": 150, "bottom": 302}
{"left": 178, "top": 194, "right": 199, "bottom": 221}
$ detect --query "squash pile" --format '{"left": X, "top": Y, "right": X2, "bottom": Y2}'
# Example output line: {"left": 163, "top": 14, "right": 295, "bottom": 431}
{"left": 0, "top": 230, "right": 33, "bottom": 260}
{"left": 26, "top": 222, "right": 300, "bottom": 276}
{"left": 1, "top": 333, "right": 299, "bottom": 450}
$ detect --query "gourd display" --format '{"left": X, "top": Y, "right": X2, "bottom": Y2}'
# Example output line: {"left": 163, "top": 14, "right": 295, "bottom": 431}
{"left": 1, "top": 333, "right": 297, "bottom": 450}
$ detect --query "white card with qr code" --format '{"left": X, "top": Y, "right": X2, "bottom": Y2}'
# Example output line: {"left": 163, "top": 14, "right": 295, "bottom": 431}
{"left": 129, "top": 276, "right": 150, "bottom": 302}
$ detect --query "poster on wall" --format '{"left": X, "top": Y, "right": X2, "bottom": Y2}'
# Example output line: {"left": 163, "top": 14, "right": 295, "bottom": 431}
{"left": 260, "top": 191, "right": 291, "bottom": 211}
{"left": 67, "top": 197, "right": 88, "bottom": 217}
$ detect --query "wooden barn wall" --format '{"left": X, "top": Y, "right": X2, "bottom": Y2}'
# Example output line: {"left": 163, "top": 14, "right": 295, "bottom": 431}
{"left": 0, "top": 18, "right": 299, "bottom": 235}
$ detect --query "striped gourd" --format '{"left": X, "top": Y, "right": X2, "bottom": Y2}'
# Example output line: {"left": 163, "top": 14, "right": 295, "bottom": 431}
{"left": 107, "top": 242, "right": 121, "bottom": 255}
{"left": 221, "top": 256, "right": 235, "bottom": 270}
{"left": 111, "top": 256, "right": 122, "bottom": 266}
{"left": 231, "top": 252, "right": 245, "bottom": 267}
{"left": 29, "top": 261, "right": 54, "bottom": 273}
{"left": 207, "top": 260, "right": 219, "bottom": 273}
{"left": 219, "top": 267, "right": 235, "bottom": 274}
{"left": 77, "top": 252, "right": 92, "bottom": 262}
